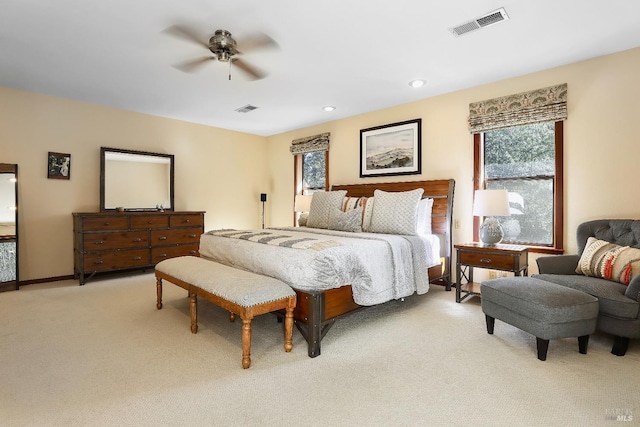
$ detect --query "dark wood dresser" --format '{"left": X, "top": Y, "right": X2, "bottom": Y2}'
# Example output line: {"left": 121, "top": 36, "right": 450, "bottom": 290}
{"left": 73, "top": 211, "right": 205, "bottom": 285}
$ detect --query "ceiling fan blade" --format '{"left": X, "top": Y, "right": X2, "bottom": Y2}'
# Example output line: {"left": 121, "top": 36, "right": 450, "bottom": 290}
{"left": 237, "top": 32, "right": 279, "bottom": 53}
{"left": 172, "top": 56, "right": 215, "bottom": 73}
{"left": 162, "top": 25, "right": 209, "bottom": 49}
{"left": 231, "top": 58, "right": 266, "bottom": 80}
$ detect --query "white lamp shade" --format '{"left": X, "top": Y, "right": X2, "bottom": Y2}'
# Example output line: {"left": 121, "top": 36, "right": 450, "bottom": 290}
{"left": 294, "top": 195, "right": 313, "bottom": 213}
{"left": 473, "top": 189, "right": 510, "bottom": 217}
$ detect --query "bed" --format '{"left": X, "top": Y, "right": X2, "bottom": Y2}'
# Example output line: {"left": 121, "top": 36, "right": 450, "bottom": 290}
{"left": 199, "top": 179, "right": 455, "bottom": 357}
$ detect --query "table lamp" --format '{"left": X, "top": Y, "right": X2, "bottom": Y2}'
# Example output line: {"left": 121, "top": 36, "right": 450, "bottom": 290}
{"left": 294, "top": 195, "right": 313, "bottom": 226}
{"left": 473, "top": 189, "right": 510, "bottom": 245}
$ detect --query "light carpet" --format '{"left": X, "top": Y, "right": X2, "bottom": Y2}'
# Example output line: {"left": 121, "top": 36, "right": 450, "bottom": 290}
{"left": 1, "top": 273, "right": 638, "bottom": 427}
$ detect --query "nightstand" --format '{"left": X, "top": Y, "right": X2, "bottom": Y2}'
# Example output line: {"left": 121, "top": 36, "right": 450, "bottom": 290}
{"left": 455, "top": 243, "right": 529, "bottom": 303}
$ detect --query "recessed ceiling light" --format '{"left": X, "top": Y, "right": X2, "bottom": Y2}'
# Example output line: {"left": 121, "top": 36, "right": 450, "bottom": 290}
{"left": 409, "top": 80, "right": 426, "bottom": 88}
{"left": 322, "top": 106, "right": 336, "bottom": 112}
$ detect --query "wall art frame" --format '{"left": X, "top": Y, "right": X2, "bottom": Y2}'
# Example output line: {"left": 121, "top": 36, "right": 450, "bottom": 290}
{"left": 47, "top": 152, "right": 71, "bottom": 180}
{"left": 360, "top": 118, "right": 421, "bottom": 178}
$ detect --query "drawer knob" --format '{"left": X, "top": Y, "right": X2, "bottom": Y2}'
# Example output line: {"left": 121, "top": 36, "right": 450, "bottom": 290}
{"left": 104, "top": 222, "right": 110, "bottom": 226}
{"left": 480, "top": 258, "right": 492, "bottom": 264}
{"left": 159, "top": 236, "right": 167, "bottom": 241}
{"left": 132, "top": 238, "right": 142, "bottom": 242}
{"left": 184, "top": 219, "right": 190, "bottom": 223}
{"left": 189, "top": 250, "right": 196, "bottom": 255}
{"left": 133, "top": 256, "right": 141, "bottom": 261}
{"left": 188, "top": 234, "right": 196, "bottom": 238}
{"left": 160, "top": 253, "right": 167, "bottom": 258}
{"left": 147, "top": 220, "right": 153, "bottom": 224}
{"left": 94, "top": 260, "right": 104, "bottom": 265}
{"left": 94, "top": 240, "right": 104, "bottom": 245}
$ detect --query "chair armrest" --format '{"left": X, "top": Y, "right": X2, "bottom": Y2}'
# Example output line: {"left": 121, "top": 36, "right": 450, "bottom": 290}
{"left": 536, "top": 255, "right": 580, "bottom": 275}
{"left": 625, "top": 276, "right": 640, "bottom": 303}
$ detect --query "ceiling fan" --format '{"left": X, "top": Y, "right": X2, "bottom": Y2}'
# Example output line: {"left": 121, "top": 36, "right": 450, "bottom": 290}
{"left": 164, "top": 25, "right": 278, "bottom": 80}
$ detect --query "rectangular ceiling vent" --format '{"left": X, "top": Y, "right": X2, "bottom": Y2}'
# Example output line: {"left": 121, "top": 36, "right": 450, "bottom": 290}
{"left": 235, "top": 104, "right": 259, "bottom": 113}
{"left": 449, "top": 7, "right": 509, "bottom": 37}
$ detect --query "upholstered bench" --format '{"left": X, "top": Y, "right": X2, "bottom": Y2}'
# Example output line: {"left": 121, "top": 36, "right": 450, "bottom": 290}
{"left": 155, "top": 256, "right": 297, "bottom": 368}
{"left": 481, "top": 277, "right": 599, "bottom": 361}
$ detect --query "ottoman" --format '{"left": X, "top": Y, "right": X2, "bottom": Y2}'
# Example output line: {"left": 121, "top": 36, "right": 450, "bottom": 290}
{"left": 481, "top": 277, "right": 599, "bottom": 361}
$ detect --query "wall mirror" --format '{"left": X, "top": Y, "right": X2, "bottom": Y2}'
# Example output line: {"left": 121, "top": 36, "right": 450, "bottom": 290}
{"left": 0, "top": 163, "right": 18, "bottom": 291}
{"left": 100, "top": 147, "right": 174, "bottom": 211}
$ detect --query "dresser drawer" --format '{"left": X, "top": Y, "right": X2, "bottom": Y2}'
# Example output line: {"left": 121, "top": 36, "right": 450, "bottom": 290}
{"left": 151, "top": 244, "right": 199, "bottom": 264}
{"left": 83, "top": 249, "right": 150, "bottom": 272}
{"left": 458, "top": 250, "right": 516, "bottom": 270}
{"left": 130, "top": 215, "right": 169, "bottom": 229}
{"left": 151, "top": 227, "right": 201, "bottom": 245}
{"left": 81, "top": 216, "right": 128, "bottom": 231}
{"left": 82, "top": 231, "right": 149, "bottom": 250}
{"left": 169, "top": 214, "right": 203, "bottom": 228}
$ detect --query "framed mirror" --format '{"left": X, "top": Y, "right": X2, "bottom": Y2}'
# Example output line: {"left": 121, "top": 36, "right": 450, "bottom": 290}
{"left": 100, "top": 147, "right": 174, "bottom": 211}
{"left": 0, "top": 163, "right": 18, "bottom": 291}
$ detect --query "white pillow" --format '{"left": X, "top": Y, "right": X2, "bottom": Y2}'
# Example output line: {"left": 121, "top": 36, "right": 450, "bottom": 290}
{"left": 362, "top": 197, "right": 375, "bottom": 232}
{"left": 368, "top": 188, "right": 424, "bottom": 235}
{"left": 306, "top": 191, "right": 347, "bottom": 229}
{"left": 417, "top": 198, "right": 434, "bottom": 235}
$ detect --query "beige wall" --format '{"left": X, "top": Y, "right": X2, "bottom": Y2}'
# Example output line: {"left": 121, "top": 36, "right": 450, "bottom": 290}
{"left": 3, "top": 47, "right": 639, "bottom": 281}
{"left": 0, "top": 88, "right": 269, "bottom": 281}
{"left": 266, "top": 47, "right": 640, "bottom": 273}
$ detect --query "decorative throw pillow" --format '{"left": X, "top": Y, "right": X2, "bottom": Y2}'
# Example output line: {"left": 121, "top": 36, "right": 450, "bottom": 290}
{"left": 416, "top": 198, "right": 434, "bottom": 235}
{"left": 576, "top": 237, "right": 640, "bottom": 286}
{"left": 306, "top": 190, "right": 347, "bottom": 229}
{"left": 341, "top": 196, "right": 370, "bottom": 228}
{"left": 328, "top": 207, "right": 363, "bottom": 232}
{"left": 368, "top": 188, "right": 424, "bottom": 235}
{"left": 361, "top": 197, "right": 375, "bottom": 232}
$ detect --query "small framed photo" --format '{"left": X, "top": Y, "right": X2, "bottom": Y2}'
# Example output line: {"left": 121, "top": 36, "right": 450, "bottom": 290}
{"left": 360, "top": 118, "right": 422, "bottom": 178}
{"left": 48, "top": 152, "right": 71, "bottom": 180}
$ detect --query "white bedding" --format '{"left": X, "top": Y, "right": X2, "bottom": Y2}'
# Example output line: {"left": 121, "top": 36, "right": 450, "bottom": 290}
{"left": 199, "top": 227, "right": 440, "bottom": 306}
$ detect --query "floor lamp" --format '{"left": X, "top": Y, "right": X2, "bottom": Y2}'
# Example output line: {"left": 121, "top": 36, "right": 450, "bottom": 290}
{"left": 260, "top": 193, "right": 267, "bottom": 229}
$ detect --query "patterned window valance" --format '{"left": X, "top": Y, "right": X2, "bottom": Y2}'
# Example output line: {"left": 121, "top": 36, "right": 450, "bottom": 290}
{"left": 468, "top": 83, "right": 567, "bottom": 133}
{"left": 290, "top": 132, "right": 330, "bottom": 155}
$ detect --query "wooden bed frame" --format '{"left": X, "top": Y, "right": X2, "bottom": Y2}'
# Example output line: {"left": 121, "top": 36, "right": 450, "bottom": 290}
{"left": 292, "top": 179, "right": 455, "bottom": 357}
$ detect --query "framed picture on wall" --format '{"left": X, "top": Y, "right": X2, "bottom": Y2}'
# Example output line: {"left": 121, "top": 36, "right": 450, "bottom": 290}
{"left": 360, "top": 118, "right": 421, "bottom": 178}
{"left": 47, "top": 152, "right": 71, "bottom": 180}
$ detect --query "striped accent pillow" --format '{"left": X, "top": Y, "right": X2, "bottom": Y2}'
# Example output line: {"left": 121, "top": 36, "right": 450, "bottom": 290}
{"left": 341, "top": 196, "right": 372, "bottom": 230}
{"left": 576, "top": 237, "right": 640, "bottom": 285}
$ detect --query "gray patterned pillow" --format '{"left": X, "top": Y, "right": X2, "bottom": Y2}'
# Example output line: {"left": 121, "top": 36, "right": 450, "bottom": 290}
{"left": 328, "top": 207, "right": 363, "bottom": 232}
{"left": 306, "top": 190, "right": 347, "bottom": 229}
{"left": 369, "top": 188, "right": 424, "bottom": 235}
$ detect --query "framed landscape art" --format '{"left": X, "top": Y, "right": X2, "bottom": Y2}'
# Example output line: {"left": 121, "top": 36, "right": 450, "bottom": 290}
{"left": 360, "top": 118, "right": 421, "bottom": 178}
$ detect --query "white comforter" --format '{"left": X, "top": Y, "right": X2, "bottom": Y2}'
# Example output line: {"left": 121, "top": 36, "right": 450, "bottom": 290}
{"left": 199, "top": 227, "right": 439, "bottom": 306}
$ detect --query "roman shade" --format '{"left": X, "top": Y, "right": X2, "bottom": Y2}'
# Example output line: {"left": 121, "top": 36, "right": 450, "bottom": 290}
{"left": 468, "top": 83, "right": 567, "bottom": 133}
{"left": 290, "top": 132, "right": 330, "bottom": 155}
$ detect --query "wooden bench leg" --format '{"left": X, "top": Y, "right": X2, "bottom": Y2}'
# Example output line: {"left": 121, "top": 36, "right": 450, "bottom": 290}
{"left": 190, "top": 293, "right": 198, "bottom": 334}
{"left": 242, "top": 318, "right": 252, "bottom": 369}
{"left": 156, "top": 276, "right": 163, "bottom": 309}
{"left": 284, "top": 304, "right": 294, "bottom": 353}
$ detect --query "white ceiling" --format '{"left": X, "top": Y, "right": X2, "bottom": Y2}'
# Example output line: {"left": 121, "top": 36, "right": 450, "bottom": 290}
{"left": 1, "top": 1, "right": 639, "bottom": 137}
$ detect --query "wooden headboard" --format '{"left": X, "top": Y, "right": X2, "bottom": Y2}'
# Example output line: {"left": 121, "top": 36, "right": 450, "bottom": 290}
{"left": 332, "top": 179, "right": 456, "bottom": 286}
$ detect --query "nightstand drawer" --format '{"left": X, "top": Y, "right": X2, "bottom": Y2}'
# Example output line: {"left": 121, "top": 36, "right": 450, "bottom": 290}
{"left": 458, "top": 251, "right": 516, "bottom": 270}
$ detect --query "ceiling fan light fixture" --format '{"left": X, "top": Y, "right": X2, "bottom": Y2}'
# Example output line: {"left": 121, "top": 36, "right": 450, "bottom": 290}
{"left": 322, "top": 106, "right": 336, "bottom": 112}
{"left": 409, "top": 79, "right": 426, "bottom": 88}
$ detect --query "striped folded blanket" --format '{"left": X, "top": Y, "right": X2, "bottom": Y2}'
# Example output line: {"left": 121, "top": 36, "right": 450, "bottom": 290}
{"left": 206, "top": 229, "right": 342, "bottom": 251}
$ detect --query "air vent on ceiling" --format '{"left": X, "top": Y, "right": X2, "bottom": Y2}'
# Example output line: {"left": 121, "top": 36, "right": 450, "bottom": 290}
{"left": 235, "top": 104, "right": 259, "bottom": 113}
{"left": 449, "top": 7, "right": 509, "bottom": 37}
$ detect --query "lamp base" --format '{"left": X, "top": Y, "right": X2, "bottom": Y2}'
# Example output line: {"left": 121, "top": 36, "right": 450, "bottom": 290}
{"left": 479, "top": 217, "right": 504, "bottom": 245}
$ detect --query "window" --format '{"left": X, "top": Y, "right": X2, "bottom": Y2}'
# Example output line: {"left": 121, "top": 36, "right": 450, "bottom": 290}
{"left": 301, "top": 151, "right": 326, "bottom": 194}
{"left": 474, "top": 121, "right": 563, "bottom": 253}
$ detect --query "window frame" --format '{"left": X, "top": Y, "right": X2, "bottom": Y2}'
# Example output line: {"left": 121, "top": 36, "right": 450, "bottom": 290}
{"left": 293, "top": 151, "right": 329, "bottom": 224}
{"left": 473, "top": 121, "right": 564, "bottom": 254}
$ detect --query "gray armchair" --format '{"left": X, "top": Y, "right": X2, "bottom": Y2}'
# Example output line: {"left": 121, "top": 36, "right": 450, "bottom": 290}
{"left": 534, "top": 219, "right": 640, "bottom": 356}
